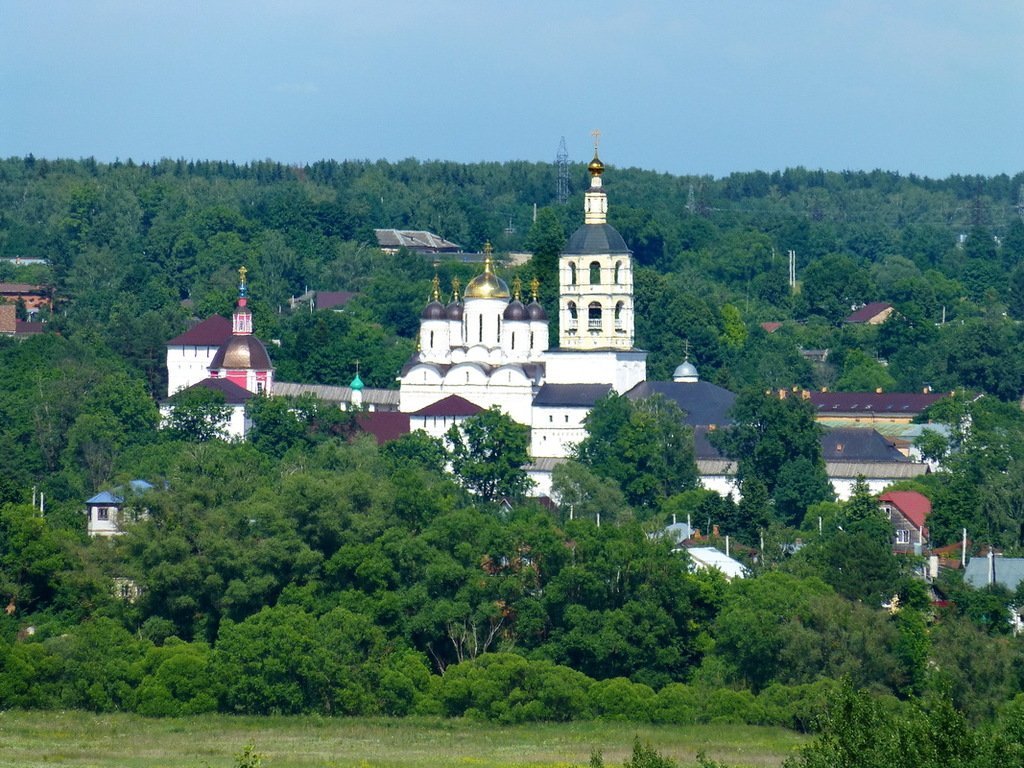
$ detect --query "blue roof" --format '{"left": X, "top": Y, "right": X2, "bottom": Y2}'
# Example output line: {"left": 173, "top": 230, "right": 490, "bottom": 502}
{"left": 86, "top": 491, "right": 123, "bottom": 505}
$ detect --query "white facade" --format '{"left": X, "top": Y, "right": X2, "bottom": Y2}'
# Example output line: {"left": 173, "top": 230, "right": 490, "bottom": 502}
{"left": 167, "top": 343, "right": 221, "bottom": 396}
{"left": 398, "top": 150, "right": 646, "bottom": 478}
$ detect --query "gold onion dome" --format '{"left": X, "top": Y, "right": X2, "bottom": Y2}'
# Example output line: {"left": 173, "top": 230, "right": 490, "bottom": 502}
{"left": 588, "top": 152, "right": 605, "bottom": 177}
{"left": 464, "top": 243, "right": 510, "bottom": 299}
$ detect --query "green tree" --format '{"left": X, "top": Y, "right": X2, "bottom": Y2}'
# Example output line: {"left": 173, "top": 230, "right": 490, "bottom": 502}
{"left": 446, "top": 407, "right": 532, "bottom": 502}
{"left": 162, "top": 387, "right": 232, "bottom": 442}
{"left": 576, "top": 394, "right": 698, "bottom": 511}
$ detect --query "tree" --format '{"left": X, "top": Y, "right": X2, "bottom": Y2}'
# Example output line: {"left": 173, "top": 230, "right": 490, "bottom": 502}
{"left": 711, "top": 390, "right": 832, "bottom": 526}
{"left": 576, "top": 394, "right": 698, "bottom": 511}
{"left": 446, "top": 407, "right": 532, "bottom": 502}
{"left": 162, "top": 387, "right": 232, "bottom": 442}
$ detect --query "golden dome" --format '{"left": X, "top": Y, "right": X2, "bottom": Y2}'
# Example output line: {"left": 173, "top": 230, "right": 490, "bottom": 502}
{"left": 210, "top": 335, "right": 273, "bottom": 371}
{"left": 588, "top": 152, "right": 605, "bottom": 177}
{"left": 464, "top": 244, "right": 510, "bottom": 299}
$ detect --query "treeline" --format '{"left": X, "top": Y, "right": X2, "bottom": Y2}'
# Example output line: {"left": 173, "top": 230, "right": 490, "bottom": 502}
{"left": 3, "top": 390, "right": 1024, "bottom": 726}
{"left": 5, "top": 155, "right": 1024, "bottom": 399}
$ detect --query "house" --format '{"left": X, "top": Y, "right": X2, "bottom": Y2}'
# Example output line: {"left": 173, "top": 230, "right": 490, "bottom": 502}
{"left": 0, "top": 304, "right": 45, "bottom": 337}
{"left": 374, "top": 229, "right": 462, "bottom": 255}
{"left": 683, "top": 546, "right": 749, "bottom": 580}
{"left": 85, "top": 480, "right": 154, "bottom": 537}
{"left": 879, "top": 490, "right": 931, "bottom": 554}
{"left": 845, "top": 302, "right": 894, "bottom": 325}
{"left": 288, "top": 289, "right": 357, "bottom": 313}
{"left": 0, "top": 282, "right": 52, "bottom": 313}
{"left": 963, "top": 552, "right": 1024, "bottom": 633}
{"left": 823, "top": 427, "right": 929, "bottom": 499}
{"left": 807, "top": 389, "right": 947, "bottom": 426}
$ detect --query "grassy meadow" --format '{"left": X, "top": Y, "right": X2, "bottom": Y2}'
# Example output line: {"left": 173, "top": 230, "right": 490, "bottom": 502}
{"left": 0, "top": 711, "right": 807, "bottom": 768}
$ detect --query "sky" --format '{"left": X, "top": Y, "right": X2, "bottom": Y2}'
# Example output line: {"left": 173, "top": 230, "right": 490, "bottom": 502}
{"left": 2, "top": 1, "right": 1023, "bottom": 179}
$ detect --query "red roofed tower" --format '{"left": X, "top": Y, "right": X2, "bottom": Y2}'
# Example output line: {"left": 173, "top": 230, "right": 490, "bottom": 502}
{"left": 208, "top": 267, "right": 274, "bottom": 395}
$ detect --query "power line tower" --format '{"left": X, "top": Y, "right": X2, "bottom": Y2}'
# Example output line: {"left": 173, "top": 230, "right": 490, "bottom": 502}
{"left": 556, "top": 136, "right": 570, "bottom": 205}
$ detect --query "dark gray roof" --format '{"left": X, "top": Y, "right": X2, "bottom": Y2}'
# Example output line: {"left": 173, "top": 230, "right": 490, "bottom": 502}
{"left": 533, "top": 383, "right": 613, "bottom": 407}
{"left": 564, "top": 223, "right": 631, "bottom": 255}
{"left": 625, "top": 381, "right": 736, "bottom": 427}
{"left": 964, "top": 555, "right": 1024, "bottom": 591}
{"left": 821, "top": 427, "right": 908, "bottom": 462}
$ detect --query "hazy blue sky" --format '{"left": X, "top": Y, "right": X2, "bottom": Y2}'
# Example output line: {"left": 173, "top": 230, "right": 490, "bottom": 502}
{"left": 3, "top": 1, "right": 1022, "bottom": 178}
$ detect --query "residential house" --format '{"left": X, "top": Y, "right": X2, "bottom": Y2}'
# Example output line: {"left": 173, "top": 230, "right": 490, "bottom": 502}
{"left": 879, "top": 490, "right": 931, "bottom": 554}
{"left": 374, "top": 229, "right": 462, "bottom": 255}
{"left": 964, "top": 552, "right": 1024, "bottom": 633}
{"left": 823, "top": 427, "right": 929, "bottom": 499}
{"left": 845, "top": 302, "right": 894, "bottom": 325}
{"left": 85, "top": 480, "right": 154, "bottom": 537}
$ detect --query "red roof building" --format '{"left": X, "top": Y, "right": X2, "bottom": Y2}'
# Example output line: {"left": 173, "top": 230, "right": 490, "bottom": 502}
{"left": 880, "top": 490, "right": 931, "bottom": 553}
{"left": 845, "top": 302, "right": 894, "bottom": 325}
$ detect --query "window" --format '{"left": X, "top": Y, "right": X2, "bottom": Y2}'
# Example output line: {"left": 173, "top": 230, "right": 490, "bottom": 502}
{"left": 895, "top": 529, "right": 911, "bottom": 544}
{"left": 614, "top": 261, "right": 622, "bottom": 283}
{"left": 614, "top": 301, "right": 625, "bottom": 330}
{"left": 97, "top": 507, "right": 110, "bottom": 521}
{"left": 511, "top": 332, "right": 515, "bottom": 350}
{"left": 589, "top": 261, "right": 601, "bottom": 284}
{"left": 569, "top": 262, "right": 577, "bottom": 285}
{"left": 588, "top": 302, "right": 602, "bottom": 330}
{"left": 497, "top": 317, "right": 501, "bottom": 342}
{"left": 429, "top": 330, "right": 434, "bottom": 348}
{"left": 567, "top": 302, "right": 578, "bottom": 331}
{"left": 478, "top": 315, "right": 483, "bottom": 343}
{"left": 564, "top": 414, "right": 569, "bottom": 423}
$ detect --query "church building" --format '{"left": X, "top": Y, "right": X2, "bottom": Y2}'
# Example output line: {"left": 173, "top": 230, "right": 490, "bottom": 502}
{"left": 398, "top": 147, "right": 651, "bottom": 489}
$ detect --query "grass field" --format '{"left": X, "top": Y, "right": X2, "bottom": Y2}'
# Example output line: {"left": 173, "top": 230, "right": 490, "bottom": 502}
{"left": 0, "top": 711, "right": 806, "bottom": 768}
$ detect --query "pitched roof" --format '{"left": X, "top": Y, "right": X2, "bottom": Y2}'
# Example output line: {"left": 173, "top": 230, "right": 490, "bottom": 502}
{"left": 374, "top": 229, "right": 461, "bottom": 252}
{"left": 879, "top": 490, "right": 932, "bottom": 530}
{"left": 175, "top": 377, "right": 254, "bottom": 405}
{"left": 412, "top": 395, "right": 485, "bottom": 417}
{"left": 15, "top": 320, "right": 44, "bottom": 335}
{"left": 271, "top": 381, "right": 401, "bottom": 410}
{"left": 808, "top": 390, "right": 945, "bottom": 416}
{"left": 355, "top": 412, "right": 411, "bottom": 444}
{"left": 845, "top": 302, "right": 893, "bottom": 323}
{"left": 626, "top": 381, "right": 737, "bottom": 427}
{"left": 0, "top": 282, "right": 48, "bottom": 295}
{"left": 760, "top": 321, "right": 783, "bottom": 334}
{"left": 534, "top": 383, "right": 614, "bottom": 407}
{"left": 316, "top": 291, "right": 356, "bottom": 310}
{"left": 167, "top": 315, "right": 233, "bottom": 346}
{"left": 86, "top": 490, "right": 123, "bottom": 505}
{"left": 964, "top": 555, "right": 1024, "bottom": 591}
{"left": 0, "top": 304, "right": 14, "bottom": 334}
{"left": 822, "top": 428, "right": 908, "bottom": 462}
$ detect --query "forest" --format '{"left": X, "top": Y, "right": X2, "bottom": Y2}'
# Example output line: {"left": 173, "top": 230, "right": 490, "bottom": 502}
{"left": 3, "top": 154, "right": 1024, "bottom": 764}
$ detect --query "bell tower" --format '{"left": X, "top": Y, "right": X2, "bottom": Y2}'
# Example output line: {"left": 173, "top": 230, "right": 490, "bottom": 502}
{"left": 558, "top": 135, "right": 635, "bottom": 351}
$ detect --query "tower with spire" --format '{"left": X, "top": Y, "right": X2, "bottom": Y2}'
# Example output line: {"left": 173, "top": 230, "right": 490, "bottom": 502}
{"left": 208, "top": 267, "right": 275, "bottom": 395}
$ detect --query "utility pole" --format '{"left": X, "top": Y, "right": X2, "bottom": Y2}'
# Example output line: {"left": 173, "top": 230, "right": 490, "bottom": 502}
{"left": 556, "top": 137, "right": 570, "bottom": 205}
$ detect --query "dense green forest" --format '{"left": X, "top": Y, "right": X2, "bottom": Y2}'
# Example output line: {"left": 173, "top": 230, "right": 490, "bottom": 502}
{"left": 4, "top": 155, "right": 1024, "bottom": 759}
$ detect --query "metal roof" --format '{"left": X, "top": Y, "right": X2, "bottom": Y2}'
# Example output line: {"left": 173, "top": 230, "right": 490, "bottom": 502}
{"left": 563, "top": 223, "right": 631, "bottom": 255}
{"left": 166, "top": 315, "right": 233, "bottom": 347}
{"left": 534, "top": 383, "right": 613, "bottom": 407}
{"left": 626, "top": 381, "right": 736, "bottom": 427}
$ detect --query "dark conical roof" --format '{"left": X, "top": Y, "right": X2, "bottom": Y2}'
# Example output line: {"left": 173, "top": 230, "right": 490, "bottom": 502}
{"left": 564, "top": 223, "right": 631, "bottom": 255}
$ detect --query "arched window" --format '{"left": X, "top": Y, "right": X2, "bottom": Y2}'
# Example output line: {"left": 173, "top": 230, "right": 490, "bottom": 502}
{"left": 478, "top": 315, "right": 483, "bottom": 343}
{"left": 430, "top": 330, "right": 435, "bottom": 348}
{"left": 511, "top": 332, "right": 516, "bottom": 350}
{"left": 497, "top": 316, "right": 501, "bottom": 343}
{"left": 589, "top": 261, "right": 601, "bottom": 284}
{"left": 614, "top": 261, "right": 622, "bottom": 283}
{"left": 588, "top": 302, "right": 602, "bottom": 330}
{"left": 614, "top": 301, "right": 624, "bottom": 330}
{"left": 569, "top": 262, "right": 577, "bottom": 285}
{"left": 567, "top": 302, "right": 578, "bottom": 331}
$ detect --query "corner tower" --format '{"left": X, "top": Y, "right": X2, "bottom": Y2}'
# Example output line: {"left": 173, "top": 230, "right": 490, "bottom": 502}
{"left": 558, "top": 145, "right": 635, "bottom": 350}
